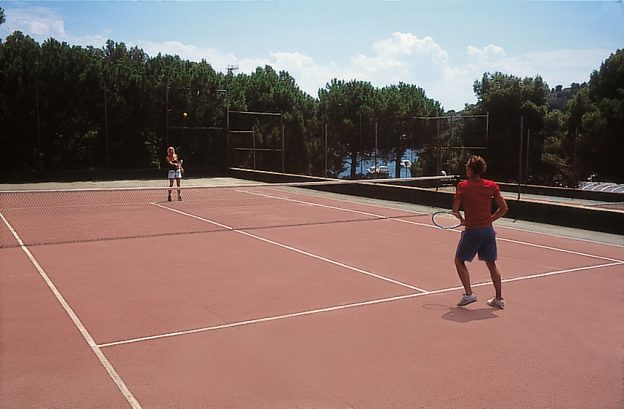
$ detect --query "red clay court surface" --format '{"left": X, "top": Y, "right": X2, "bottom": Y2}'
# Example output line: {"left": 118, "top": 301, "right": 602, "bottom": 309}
{"left": 1, "top": 181, "right": 623, "bottom": 409}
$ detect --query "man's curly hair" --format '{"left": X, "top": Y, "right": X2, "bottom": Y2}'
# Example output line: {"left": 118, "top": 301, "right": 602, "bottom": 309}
{"left": 466, "top": 155, "right": 487, "bottom": 175}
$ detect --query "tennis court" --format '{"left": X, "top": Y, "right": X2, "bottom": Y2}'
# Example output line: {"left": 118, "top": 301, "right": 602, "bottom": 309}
{"left": 1, "top": 178, "right": 623, "bottom": 409}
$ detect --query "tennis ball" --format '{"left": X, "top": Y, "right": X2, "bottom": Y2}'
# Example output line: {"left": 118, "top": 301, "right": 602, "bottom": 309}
{"left": 183, "top": 112, "right": 188, "bottom": 118}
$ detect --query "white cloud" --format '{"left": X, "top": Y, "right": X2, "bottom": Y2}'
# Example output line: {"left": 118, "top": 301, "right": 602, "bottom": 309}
{"left": 2, "top": 5, "right": 110, "bottom": 48}
{"left": 350, "top": 54, "right": 406, "bottom": 85}
{"left": 492, "top": 49, "right": 609, "bottom": 87}
{"left": 322, "top": 33, "right": 448, "bottom": 92}
{"left": 459, "top": 47, "right": 611, "bottom": 90}
{"left": 260, "top": 33, "right": 451, "bottom": 96}
{"left": 3, "top": 7, "right": 67, "bottom": 39}
{"left": 269, "top": 52, "right": 333, "bottom": 96}
{"left": 467, "top": 44, "right": 506, "bottom": 61}
{"left": 138, "top": 40, "right": 233, "bottom": 63}
{"left": 2, "top": 9, "right": 613, "bottom": 110}
{"left": 432, "top": 46, "right": 612, "bottom": 109}
{"left": 133, "top": 36, "right": 612, "bottom": 110}
{"left": 77, "top": 34, "right": 109, "bottom": 48}
{"left": 373, "top": 32, "right": 449, "bottom": 65}
{"left": 138, "top": 39, "right": 272, "bottom": 76}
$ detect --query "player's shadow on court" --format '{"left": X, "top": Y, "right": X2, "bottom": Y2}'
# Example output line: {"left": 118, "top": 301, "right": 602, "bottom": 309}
{"left": 423, "top": 304, "right": 498, "bottom": 323}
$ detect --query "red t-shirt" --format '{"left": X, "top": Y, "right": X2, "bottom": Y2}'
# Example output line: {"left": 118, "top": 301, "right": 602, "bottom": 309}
{"left": 454, "top": 178, "right": 500, "bottom": 228}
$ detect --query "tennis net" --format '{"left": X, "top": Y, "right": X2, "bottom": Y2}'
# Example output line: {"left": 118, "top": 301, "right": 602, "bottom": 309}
{"left": 0, "top": 176, "right": 458, "bottom": 248}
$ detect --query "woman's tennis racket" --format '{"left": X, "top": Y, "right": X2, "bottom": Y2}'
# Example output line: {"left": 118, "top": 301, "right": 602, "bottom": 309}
{"left": 432, "top": 211, "right": 462, "bottom": 230}
{"left": 178, "top": 159, "right": 184, "bottom": 175}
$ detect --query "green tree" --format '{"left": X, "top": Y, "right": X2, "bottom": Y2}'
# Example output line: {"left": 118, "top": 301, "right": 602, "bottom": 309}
{"left": 472, "top": 72, "right": 549, "bottom": 181}
{"left": 318, "top": 79, "right": 378, "bottom": 178}
{"left": 224, "top": 65, "right": 315, "bottom": 172}
{"left": 34, "top": 39, "right": 103, "bottom": 170}
{"left": 540, "top": 109, "right": 572, "bottom": 185}
{"left": 0, "top": 32, "right": 42, "bottom": 171}
{"left": 563, "top": 50, "right": 624, "bottom": 183}
{"left": 378, "top": 83, "right": 441, "bottom": 178}
{"left": 583, "top": 49, "right": 623, "bottom": 182}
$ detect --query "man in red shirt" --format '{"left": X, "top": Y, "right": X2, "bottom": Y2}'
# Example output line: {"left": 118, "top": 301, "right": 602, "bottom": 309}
{"left": 452, "top": 155, "right": 508, "bottom": 309}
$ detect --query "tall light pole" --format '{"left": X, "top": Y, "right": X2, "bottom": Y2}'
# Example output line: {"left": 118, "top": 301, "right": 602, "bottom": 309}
{"left": 103, "top": 82, "right": 109, "bottom": 168}
{"left": 99, "top": 70, "right": 110, "bottom": 168}
{"left": 165, "top": 83, "right": 169, "bottom": 147}
{"left": 374, "top": 120, "right": 378, "bottom": 172}
{"left": 359, "top": 112, "right": 363, "bottom": 176}
{"left": 35, "top": 74, "right": 42, "bottom": 171}
{"left": 325, "top": 122, "right": 328, "bottom": 178}
{"left": 217, "top": 89, "right": 228, "bottom": 167}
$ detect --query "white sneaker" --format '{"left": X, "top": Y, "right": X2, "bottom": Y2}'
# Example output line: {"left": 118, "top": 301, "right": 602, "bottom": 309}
{"left": 457, "top": 293, "right": 477, "bottom": 306}
{"left": 487, "top": 297, "right": 505, "bottom": 309}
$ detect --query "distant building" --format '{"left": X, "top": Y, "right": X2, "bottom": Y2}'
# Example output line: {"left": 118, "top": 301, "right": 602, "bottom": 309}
{"left": 547, "top": 83, "right": 583, "bottom": 110}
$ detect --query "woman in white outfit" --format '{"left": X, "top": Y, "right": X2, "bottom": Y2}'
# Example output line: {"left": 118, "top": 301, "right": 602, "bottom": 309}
{"left": 165, "top": 146, "right": 183, "bottom": 201}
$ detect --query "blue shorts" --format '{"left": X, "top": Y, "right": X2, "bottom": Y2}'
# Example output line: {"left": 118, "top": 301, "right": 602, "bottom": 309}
{"left": 455, "top": 226, "right": 497, "bottom": 262}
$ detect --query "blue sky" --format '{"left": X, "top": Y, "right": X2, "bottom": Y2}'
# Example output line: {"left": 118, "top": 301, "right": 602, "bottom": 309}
{"left": 2, "top": 0, "right": 623, "bottom": 111}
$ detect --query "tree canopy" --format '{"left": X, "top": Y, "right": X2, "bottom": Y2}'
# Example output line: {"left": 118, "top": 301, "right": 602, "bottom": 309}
{"left": 1, "top": 22, "right": 621, "bottom": 184}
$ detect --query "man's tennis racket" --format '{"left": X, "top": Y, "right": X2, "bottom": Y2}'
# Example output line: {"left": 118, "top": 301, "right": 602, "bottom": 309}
{"left": 432, "top": 211, "right": 462, "bottom": 230}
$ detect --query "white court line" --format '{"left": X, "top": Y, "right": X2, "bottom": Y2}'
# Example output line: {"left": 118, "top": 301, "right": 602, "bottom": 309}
{"left": 151, "top": 202, "right": 233, "bottom": 230}
{"left": 495, "top": 236, "right": 623, "bottom": 263}
{"left": 0, "top": 212, "right": 143, "bottom": 409}
{"left": 97, "top": 260, "right": 623, "bottom": 349}
{"left": 2, "top": 190, "right": 618, "bottom": 407}
{"left": 392, "top": 217, "right": 624, "bottom": 264}
{"left": 152, "top": 193, "right": 621, "bottom": 293}
{"left": 151, "top": 202, "right": 426, "bottom": 293}
{"left": 268, "top": 186, "right": 624, "bottom": 249}
{"left": 232, "top": 186, "right": 424, "bottom": 220}
{"left": 491, "top": 222, "right": 624, "bottom": 248}
{"left": 498, "top": 262, "right": 622, "bottom": 283}
{"left": 226, "top": 187, "right": 622, "bottom": 263}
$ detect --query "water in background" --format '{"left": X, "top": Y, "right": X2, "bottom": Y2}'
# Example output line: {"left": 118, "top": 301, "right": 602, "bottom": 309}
{"left": 338, "top": 149, "right": 419, "bottom": 179}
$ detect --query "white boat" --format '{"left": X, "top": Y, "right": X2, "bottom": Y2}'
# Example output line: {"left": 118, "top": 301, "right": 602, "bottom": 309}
{"left": 367, "top": 165, "right": 389, "bottom": 178}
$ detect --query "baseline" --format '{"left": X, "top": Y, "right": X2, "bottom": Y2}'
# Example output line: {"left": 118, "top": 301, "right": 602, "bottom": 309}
{"left": 96, "top": 260, "right": 621, "bottom": 349}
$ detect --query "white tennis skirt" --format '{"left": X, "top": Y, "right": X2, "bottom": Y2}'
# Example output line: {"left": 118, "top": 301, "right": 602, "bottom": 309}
{"left": 168, "top": 169, "right": 183, "bottom": 179}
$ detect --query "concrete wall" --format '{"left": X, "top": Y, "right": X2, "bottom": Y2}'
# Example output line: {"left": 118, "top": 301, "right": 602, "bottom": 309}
{"left": 498, "top": 182, "right": 622, "bottom": 202}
